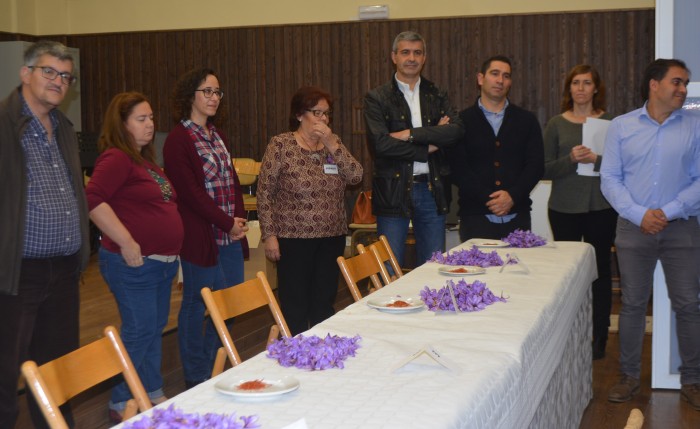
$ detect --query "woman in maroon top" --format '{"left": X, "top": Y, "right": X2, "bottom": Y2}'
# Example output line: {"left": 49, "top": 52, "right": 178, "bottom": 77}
{"left": 163, "top": 68, "right": 248, "bottom": 388}
{"left": 86, "top": 92, "right": 183, "bottom": 422}
{"left": 258, "top": 86, "right": 363, "bottom": 335}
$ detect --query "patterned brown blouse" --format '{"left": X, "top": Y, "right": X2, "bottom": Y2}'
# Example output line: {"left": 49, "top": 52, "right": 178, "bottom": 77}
{"left": 258, "top": 132, "right": 363, "bottom": 239}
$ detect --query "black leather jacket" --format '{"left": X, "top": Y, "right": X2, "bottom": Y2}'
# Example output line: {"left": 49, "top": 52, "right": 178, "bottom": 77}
{"left": 364, "top": 76, "right": 464, "bottom": 217}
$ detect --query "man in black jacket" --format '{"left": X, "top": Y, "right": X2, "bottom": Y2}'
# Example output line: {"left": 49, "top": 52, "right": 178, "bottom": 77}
{"left": 364, "top": 31, "right": 463, "bottom": 267}
{"left": 451, "top": 55, "right": 544, "bottom": 241}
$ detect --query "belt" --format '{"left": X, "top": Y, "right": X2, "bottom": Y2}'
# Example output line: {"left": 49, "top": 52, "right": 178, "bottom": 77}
{"left": 146, "top": 254, "right": 178, "bottom": 263}
{"left": 413, "top": 174, "right": 429, "bottom": 183}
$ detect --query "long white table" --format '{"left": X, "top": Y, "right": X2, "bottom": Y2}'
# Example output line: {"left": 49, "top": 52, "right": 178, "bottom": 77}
{"left": 118, "top": 241, "right": 596, "bottom": 429}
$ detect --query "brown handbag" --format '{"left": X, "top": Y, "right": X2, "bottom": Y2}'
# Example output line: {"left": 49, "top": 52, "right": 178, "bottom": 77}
{"left": 351, "top": 191, "right": 376, "bottom": 224}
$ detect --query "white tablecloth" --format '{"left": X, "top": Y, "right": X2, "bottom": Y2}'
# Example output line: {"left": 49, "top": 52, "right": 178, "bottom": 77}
{"left": 118, "top": 241, "right": 596, "bottom": 429}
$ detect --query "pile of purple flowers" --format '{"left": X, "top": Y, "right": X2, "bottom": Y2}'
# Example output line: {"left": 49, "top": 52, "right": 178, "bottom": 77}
{"left": 429, "top": 246, "right": 509, "bottom": 267}
{"left": 502, "top": 229, "right": 547, "bottom": 248}
{"left": 266, "top": 333, "right": 361, "bottom": 370}
{"left": 123, "top": 404, "right": 260, "bottom": 429}
{"left": 419, "top": 279, "right": 507, "bottom": 312}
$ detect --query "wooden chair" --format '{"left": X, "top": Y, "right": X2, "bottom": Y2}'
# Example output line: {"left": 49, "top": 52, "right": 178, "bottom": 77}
{"left": 336, "top": 250, "right": 385, "bottom": 302}
{"left": 20, "top": 326, "right": 150, "bottom": 429}
{"left": 233, "top": 158, "right": 261, "bottom": 212}
{"left": 202, "top": 271, "right": 291, "bottom": 377}
{"left": 358, "top": 234, "right": 403, "bottom": 285}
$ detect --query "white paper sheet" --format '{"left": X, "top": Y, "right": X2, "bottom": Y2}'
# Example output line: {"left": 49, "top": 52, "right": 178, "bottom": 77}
{"left": 578, "top": 117, "right": 611, "bottom": 177}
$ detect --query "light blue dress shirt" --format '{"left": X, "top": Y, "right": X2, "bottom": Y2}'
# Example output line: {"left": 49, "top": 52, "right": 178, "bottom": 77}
{"left": 600, "top": 103, "right": 700, "bottom": 226}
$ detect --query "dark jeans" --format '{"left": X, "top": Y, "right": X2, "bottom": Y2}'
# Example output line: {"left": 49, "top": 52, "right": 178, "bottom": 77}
{"left": 548, "top": 208, "right": 618, "bottom": 340}
{"left": 459, "top": 212, "right": 532, "bottom": 242}
{"left": 0, "top": 253, "right": 81, "bottom": 429}
{"left": 277, "top": 236, "right": 346, "bottom": 336}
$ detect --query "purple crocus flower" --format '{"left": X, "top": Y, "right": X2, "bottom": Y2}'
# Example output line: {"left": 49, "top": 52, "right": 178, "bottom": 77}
{"left": 266, "top": 334, "right": 361, "bottom": 370}
{"left": 428, "top": 246, "right": 511, "bottom": 267}
{"left": 502, "top": 229, "right": 547, "bottom": 248}
{"left": 122, "top": 404, "right": 260, "bottom": 429}
{"left": 420, "top": 279, "right": 506, "bottom": 312}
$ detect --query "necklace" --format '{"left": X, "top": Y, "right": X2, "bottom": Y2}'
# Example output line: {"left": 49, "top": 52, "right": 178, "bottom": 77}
{"left": 296, "top": 131, "right": 323, "bottom": 160}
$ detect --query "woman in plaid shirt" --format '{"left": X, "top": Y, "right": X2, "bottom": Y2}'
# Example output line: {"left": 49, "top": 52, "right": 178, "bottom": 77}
{"left": 164, "top": 68, "right": 249, "bottom": 388}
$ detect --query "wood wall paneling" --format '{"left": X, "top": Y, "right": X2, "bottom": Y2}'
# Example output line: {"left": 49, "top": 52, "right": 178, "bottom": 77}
{"left": 5, "top": 10, "right": 654, "bottom": 194}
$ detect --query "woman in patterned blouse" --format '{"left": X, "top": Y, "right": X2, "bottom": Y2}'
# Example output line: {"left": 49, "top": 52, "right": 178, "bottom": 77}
{"left": 258, "top": 86, "right": 363, "bottom": 335}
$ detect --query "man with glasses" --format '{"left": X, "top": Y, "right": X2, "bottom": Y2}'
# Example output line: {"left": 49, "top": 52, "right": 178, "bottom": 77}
{"left": 0, "top": 40, "right": 89, "bottom": 428}
{"left": 364, "top": 31, "right": 463, "bottom": 268}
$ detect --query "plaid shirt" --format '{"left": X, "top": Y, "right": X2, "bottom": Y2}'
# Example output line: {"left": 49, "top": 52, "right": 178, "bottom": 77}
{"left": 20, "top": 97, "right": 81, "bottom": 257}
{"left": 182, "top": 119, "right": 236, "bottom": 245}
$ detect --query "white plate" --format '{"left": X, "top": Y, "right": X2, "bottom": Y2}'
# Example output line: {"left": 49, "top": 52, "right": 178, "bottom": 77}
{"left": 215, "top": 376, "right": 300, "bottom": 399}
{"left": 367, "top": 296, "right": 424, "bottom": 313}
{"left": 470, "top": 239, "right": 510, "bottom": 248}
{"left": 438, "top": 266, "right": 486, "bottom": 276}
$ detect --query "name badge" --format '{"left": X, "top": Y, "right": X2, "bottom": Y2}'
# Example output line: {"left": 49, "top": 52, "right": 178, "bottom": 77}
{"left": 324, "top": 164, "right": 339, "bottom": 174}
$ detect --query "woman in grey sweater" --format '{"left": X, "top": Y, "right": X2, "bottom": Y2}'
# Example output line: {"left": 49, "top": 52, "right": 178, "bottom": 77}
{"left": 543, "top": 64, "right": 618, "bottom": 360}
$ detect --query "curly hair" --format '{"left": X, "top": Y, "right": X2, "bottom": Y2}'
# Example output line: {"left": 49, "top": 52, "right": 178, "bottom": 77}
{"left": 560, "top": 64, "right": 606, "bottom": 113}
{"left": 98, "top": 92, "right": 156, "bottom": 165}
{"left": 172, "top": 68, "right": 227, "bottom": 126}
{"left": 288, "top": 86, "right": 334, "bottom": 131}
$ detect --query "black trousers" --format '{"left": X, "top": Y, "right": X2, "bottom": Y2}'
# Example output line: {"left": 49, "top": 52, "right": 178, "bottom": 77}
{"left": 459, "top": 212, "right": 532, "bottom": 242}
{"left": 276, "top": 236, "right": 346, "bottom": 336}
{"left": 0, "top": 253, "right": 81, "bottom": 429}
{"left": 548, "top": 208, "right": 618, "bottom": 340}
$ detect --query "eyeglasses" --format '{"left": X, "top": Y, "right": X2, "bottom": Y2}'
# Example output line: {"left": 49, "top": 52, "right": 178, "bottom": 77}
{"left": 306, "top": 109, "right": 333, "bottom": 118}
{"left": 28, "top": 65, "right": 77, "bottom": 86}
{"left": 195, "top": 88, "right": 224, "bottom": 99}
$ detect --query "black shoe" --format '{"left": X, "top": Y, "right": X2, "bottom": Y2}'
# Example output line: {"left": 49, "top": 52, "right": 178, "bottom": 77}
{"left": 593, "top": 337, "right": 607, "bottom": 360}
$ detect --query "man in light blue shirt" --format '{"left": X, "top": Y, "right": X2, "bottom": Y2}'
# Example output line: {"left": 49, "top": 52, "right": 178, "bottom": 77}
{"left": 601, "top": 58, "right": 700, "bottom": 409}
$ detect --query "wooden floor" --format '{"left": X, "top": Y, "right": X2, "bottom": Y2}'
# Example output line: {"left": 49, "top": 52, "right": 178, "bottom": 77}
{"left": 14, "top": 256, "right": 700, "bottom": 428}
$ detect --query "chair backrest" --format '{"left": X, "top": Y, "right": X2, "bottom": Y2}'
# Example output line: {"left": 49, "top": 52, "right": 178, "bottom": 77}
{"left": 358, "top": 234, "right": 402, "bottom": 285}
{"left": 201, "top": 271, "right": 290, "bottom": 375}
{"left": 21, "top": 326, "right": 150, "bottom": 429}
{"left": 336, "top": 251, "right": 385, "bottom": 302}
{"left": 233, "top": 158, "right": 261, "bottom": 186}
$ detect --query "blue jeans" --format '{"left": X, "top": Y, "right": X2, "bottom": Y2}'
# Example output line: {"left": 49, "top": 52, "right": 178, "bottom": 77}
{"left": 178, "top": 241, "right": 243, "bottom": 384}
{"left": 377, "top": 182, "right": 446, "bottom": 267}
{"left": 98, "top": 248, "right": 178, "bottom": 411}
